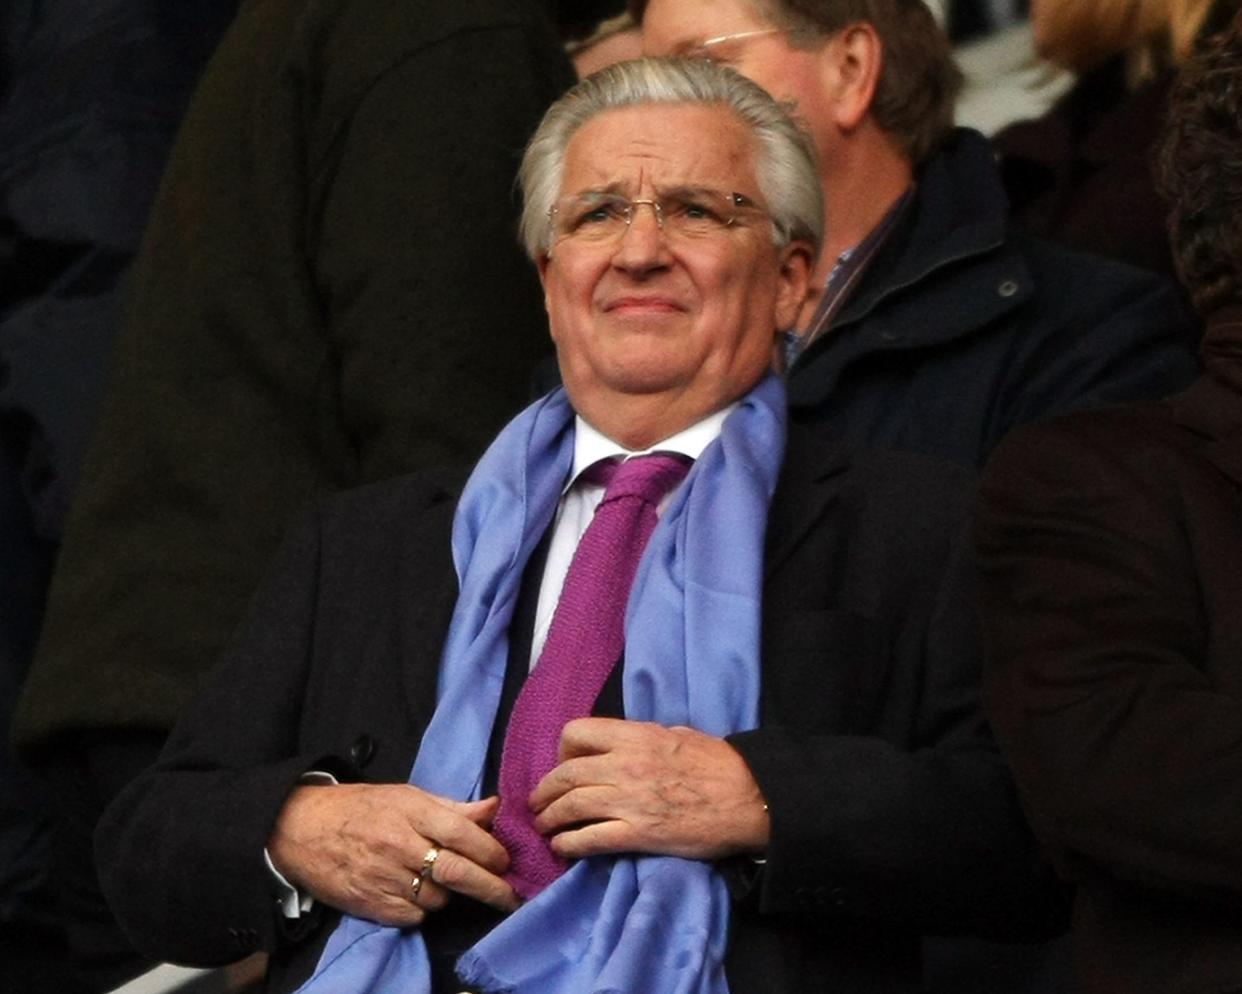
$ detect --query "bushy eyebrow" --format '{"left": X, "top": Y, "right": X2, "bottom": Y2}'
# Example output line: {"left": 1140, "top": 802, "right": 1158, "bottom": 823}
{"left": 568, "top": 182, "right": 628, "bottom": 199}
{"left": 566, "top": 184, "right": 726, "bottom": 200}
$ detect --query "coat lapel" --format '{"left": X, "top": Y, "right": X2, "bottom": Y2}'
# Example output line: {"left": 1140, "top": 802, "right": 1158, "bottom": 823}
{"left": 764, "top": 419, "right": 852, "bottom": 580}
{"left": 397, "top": 477, "right": 464, "bottom": 735}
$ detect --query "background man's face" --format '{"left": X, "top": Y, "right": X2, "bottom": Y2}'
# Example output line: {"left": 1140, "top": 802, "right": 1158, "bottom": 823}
{"left": 539, "top": 102, "right": 807, "bottom": 436}
{"left": 642, "top": 0, "right": 833, "bottom": 145}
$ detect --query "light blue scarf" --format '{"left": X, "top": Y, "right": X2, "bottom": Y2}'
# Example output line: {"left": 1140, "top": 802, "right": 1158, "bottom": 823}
{"left": 293, "top": 373, "right": 786, "bottom": 994}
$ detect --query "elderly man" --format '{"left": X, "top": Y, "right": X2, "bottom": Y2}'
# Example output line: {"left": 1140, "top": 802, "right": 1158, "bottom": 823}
{"left": 635, "top": 0, "right": 1200, "bottom": 469}
{"left": 96, "top": 59, "right": 1055, "bottom": 994}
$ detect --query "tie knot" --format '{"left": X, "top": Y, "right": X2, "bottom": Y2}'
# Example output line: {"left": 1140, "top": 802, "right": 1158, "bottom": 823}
{"left": 589, "top": 453, "right": 691, "bottom": 506}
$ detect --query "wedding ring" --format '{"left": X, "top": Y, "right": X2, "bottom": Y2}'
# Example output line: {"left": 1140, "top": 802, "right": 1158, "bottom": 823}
{"left": 420, "top": 845, "right": 441, "bottom": 881}
{"left": 409, "top": 872, "right": 424, "bottom": 902}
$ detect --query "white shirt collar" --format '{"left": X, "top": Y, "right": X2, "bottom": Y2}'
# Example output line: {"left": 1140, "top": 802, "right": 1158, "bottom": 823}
{"left": 565, "top": 405, "right": 737, "bottom": 493}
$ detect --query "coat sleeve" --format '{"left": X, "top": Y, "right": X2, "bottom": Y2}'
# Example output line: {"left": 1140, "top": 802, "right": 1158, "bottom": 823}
{"left": 729, "top": 500, "right": 1066, "bottom": 939}
{"left": 95, "top": 505, "right": 345, "bottom": 968}
{"left": 978, "top": 412, "right": 1242, "bottom": 908}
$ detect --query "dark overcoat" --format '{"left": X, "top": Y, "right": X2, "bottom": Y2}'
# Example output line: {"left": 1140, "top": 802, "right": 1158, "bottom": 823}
{"left": 980, "top": 307, "right": 1242, "bottom": 992}
{"left": 98, "top": 419, "right": 1063, "bottom": 994}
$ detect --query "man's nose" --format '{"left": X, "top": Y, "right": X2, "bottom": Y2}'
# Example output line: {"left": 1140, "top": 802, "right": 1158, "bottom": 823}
{"left": 611, "top": 203, "right": 670, "bottom": 271}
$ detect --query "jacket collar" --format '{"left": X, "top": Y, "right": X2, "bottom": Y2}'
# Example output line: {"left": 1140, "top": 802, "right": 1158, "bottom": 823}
{"left": 788, "top": 129, "right": 1033, "bottom": 411}
{"left": 398, "top": 474, "right": 468, "bottom": 732}
{"left": 833, "top": 128, "right": 1014, "bottom": 332}
{"left": 1170, "top": 303, "right": 1242, "bottom": 486}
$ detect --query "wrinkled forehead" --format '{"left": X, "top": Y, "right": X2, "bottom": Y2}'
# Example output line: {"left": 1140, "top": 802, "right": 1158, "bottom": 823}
{"left": 560, "top": 102, "right": 762, "bottom": 199}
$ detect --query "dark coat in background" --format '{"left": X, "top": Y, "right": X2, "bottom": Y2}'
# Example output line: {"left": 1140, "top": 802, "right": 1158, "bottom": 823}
{"left": 14, "top": 0, "right": 575, "bottom": 757}
{"left": 9, "top": 1, "right": 575, "bottom": 985}
{"left": 0, "top": 2, "right": 239, "bottom": 981}
{"left": 980, "top": 306, "right": 1242, "bottom": 992}
{"left": 787, "top": 127, "right": 1200, "bottom": 470}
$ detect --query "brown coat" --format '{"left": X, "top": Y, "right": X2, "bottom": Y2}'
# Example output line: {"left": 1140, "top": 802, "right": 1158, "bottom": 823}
{"left": 979, "top": 306, "right": 1242, "bottom": 992}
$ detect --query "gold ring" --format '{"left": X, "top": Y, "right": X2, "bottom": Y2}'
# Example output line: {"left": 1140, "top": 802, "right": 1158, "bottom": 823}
{"left": 420, "top": 845, "right": 441, "bottom": 881}
{"left": 409, "top": 872, "right": 424, "bottom": 902}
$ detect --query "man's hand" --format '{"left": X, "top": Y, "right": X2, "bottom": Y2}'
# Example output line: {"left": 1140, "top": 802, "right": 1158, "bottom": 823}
{"left": 267, "top": 783, "right": 519, "bottom": 927}
{"left": 529, "top": 718, "right": 769, "bottom": 861}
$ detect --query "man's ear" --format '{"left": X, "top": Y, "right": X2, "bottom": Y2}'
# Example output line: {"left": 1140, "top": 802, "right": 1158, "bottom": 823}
{"left": 537, "top": 250, "right": 554, "bottom": 312}
{"left": 824, "top": 22, "right": 883, "bottom": 133}
{"left": 773, "top": 239, "right": 815, "bottom": 331}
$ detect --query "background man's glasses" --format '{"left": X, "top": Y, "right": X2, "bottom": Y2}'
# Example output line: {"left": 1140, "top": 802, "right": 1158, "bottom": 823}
{"left": 549, "top": 189, "right": 768, "bottom": 245}
{"left": 685, "top": 27, "right": 783, "bottom": 61}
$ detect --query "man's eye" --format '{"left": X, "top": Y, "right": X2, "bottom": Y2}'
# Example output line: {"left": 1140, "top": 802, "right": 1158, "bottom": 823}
{"left": 574, "top": 204, "right": 622, "bottom": 228}
{"left": 671, "top": 199, "right": 724, "bottom": 224}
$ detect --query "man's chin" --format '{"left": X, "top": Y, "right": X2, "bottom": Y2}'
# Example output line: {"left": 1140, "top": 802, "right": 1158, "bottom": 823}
{"left": 596, "top": 364, "right": 689, "bottom": 397}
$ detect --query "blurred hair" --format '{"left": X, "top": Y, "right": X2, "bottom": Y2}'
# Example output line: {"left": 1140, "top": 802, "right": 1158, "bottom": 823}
{"left": 1159, "top": 11, "right": 1242, "bottom": 312}
{"left": 1034, "top": 0, "right": 1237, "bottom": 78}
{"left": 518, "top": 56, "right": 824, "bottom": 260}
{"left": 629, "top": 0, "right": 962, "bottom": 165}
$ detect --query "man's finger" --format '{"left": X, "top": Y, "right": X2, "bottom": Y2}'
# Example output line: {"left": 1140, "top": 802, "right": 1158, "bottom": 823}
{"left": 440, "top": 795, "right": 502, "bottom": 826}
{"left": 547, "top": 819, "right": 636, "bottom": 860}
{"left": 558, "top": 716, "right": 639, "bottom": 760}
{"left": 357, "top": 888, "right": 427, "bottom": 929}
{"left": 426, "top": 847, "right": 520, "bottom": 912}
{"left": 407, "top": 875, "right": 450, "bottom": 912}
{"left": 403, "top": 793, "right": 510, "bottom": 875}
{"left": 532, "top": 784, "right": 617, "bottom": 833}
{"left": 528, "top": 754, "right": 613, "bottom": 812}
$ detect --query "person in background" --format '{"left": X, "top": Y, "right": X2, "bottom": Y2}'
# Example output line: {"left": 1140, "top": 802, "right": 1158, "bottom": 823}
{"left": 636, "top": 0, "right": 1200, "bottom": 472}
{"left": 10, "top": 0, "right": 608, "bottom": 989}
{"left": 995, "top": 0, "right": 1238, "bottom": 278}
{"left": 96, "top": 57, "right": 1060, "bottom": 994}
{"left": 980, "top": 15, "right": 1242, "bottom": 991}
{"left": 0, "top": 3, "right": 240, "bottom": 990}
{"left": 635, "top": 2, "right": 1201, "bottom": 992}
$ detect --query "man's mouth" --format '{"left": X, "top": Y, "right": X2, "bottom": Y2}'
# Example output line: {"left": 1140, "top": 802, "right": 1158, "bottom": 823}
{"left": 602, "top": 295, "right": 686, "bottom": 315}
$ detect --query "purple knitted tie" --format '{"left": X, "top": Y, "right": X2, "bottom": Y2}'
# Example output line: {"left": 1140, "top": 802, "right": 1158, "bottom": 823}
{"left": 494, "top": 452, "right": 691, "bottom": 899}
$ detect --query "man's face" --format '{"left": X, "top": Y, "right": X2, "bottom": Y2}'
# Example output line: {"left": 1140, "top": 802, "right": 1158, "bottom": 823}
{"left": 539, "top": 103, "right": 809, "bottom": 442}
{"left": 641, "top": 0, "right": 833, "bottom": 143}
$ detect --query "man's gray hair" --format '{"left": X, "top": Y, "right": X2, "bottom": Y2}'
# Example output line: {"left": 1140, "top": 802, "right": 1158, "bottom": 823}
{"left": 518, "top": 57, "right": 824, "bottom": 260}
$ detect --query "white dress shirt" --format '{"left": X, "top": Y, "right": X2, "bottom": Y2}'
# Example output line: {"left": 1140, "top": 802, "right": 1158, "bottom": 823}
{"left": 529, "top": 408, "right": 732, "bottom": 667}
